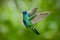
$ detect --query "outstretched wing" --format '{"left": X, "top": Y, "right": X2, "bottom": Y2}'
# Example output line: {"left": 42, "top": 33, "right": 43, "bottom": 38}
{"left": 31, "top": 11, "right": 51, "bottom": 24}
{"left": 28, "top": 8, "right": 38, "bottom": 16}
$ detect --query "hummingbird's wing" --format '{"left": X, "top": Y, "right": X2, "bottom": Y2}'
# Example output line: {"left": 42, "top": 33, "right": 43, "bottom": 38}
{"left": 28, "top": 8, "right": 38, "bottom": 16}
{"left": 31, "top": 11, "right": 51, "bottom": 24}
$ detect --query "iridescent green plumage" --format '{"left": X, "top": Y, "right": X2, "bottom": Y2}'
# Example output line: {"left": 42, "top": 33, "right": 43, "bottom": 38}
{"left": 23, "top": 11, "right": 32, "bottom": 28}
{"left": 23, "top": 11, "right": 40, "bottom": 35}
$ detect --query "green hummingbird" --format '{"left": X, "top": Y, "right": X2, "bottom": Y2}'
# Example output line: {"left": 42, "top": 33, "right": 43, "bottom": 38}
{"left": 22, "top": 8, "right": 51, "bottom": 35}
{"left": 13, "top": 0, "right": 51, "bottom": 35}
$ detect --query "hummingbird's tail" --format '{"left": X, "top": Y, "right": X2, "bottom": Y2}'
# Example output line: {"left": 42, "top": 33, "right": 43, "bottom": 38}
{"left": 30, "top": 26, "right": 40, "bottom": 35}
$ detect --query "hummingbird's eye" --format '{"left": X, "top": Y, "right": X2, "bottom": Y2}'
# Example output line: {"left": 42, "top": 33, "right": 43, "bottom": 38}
{"left": 23, "top": 11, "right": 27, "bottom": 13}
{"left": 22, "top": 11, "right": 27, "bottom": 14}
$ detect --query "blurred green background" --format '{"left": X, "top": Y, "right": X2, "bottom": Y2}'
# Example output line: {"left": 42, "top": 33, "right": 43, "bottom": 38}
{"left": 0, "top": 0, "right": 60, "bottom": 40}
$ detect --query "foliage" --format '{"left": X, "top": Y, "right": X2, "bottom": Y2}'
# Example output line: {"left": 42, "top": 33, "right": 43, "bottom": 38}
{"left": 0, "top": 0, "right": 60, "bottom": 40}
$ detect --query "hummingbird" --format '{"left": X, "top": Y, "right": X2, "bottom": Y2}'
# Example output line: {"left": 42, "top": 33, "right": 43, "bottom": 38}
{"left": 22, "top": 8, "right": 51, "bottom": 35}
{"left": 13, "top": 0, "right": 51, "bottom": 35}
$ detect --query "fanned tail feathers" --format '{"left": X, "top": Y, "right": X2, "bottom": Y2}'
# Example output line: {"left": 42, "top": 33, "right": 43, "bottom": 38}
{"left": 30, "top": 26, "right": 40, "bottom": 35}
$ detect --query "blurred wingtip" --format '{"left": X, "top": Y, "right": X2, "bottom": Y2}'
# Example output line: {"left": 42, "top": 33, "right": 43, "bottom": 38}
{"left": 39, "top": 11, "right": 52, "bottom": 15}
{"left": 28, "top": 8, "right": 38, "bottom": 16}
{"left": 44, "top": 11, "right": 52, "bottom": 13}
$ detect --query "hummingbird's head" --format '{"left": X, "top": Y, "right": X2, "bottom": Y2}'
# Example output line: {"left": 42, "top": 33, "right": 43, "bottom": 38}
{"left": 22, "top": 11, "right": 27, "bottom": 15}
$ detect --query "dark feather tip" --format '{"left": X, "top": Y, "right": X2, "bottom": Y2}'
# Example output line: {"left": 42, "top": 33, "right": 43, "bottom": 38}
{"left": 31, "top": 27, "right": 40, "bottom": 35}
{"left": 33, "top": 28, "right": 40, "bottom": 35}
